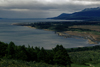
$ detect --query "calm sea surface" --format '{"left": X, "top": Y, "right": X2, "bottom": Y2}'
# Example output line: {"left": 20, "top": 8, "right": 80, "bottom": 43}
{"left": 0, "top": 19, "right": 96, "bottom": 49}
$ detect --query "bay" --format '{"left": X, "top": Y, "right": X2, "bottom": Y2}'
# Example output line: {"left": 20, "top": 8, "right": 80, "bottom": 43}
{"left": 0, "top": 19, "right": 95, "bottom": 49}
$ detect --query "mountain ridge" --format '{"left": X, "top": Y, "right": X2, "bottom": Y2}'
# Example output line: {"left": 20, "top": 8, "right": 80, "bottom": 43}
{"left": 49, "top": 7, "right": 100, "bottom": 21}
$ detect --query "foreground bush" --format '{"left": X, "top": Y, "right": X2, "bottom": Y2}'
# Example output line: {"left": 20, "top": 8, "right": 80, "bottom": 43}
{"left": 0, "top": 59, "right": 67, "bottom": 67}
{"left": 0, "top": 41, "right": 71, "bottom": 67}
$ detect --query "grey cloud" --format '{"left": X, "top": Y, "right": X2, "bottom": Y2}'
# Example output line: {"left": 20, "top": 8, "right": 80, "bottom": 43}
{"left": 0, "top": 0, "right": 100, "bottom": 18}
{"left": 0, "top": 9, "right": 55, "bottom": 18}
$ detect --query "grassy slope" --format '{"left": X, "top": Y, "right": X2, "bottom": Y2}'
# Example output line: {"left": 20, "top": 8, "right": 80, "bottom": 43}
{"left": 68, "top": 50, "right": 100, "bottom": 67}
{"left": 0, "top": 59, "right": 95, "bottom": 67}
{"left": 0, "top": 59, "right": 65, "bottom": 67}
{"left": 69, "top": 25, "right": 100, "bottom": 32}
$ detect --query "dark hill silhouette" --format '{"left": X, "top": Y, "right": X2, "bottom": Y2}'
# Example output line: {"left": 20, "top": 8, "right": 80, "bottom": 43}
{"left": 72, "top": 7, "right": 100, "bottom": 17}
{"left": 50, "top": 7, "right": 100, "bottom": 21}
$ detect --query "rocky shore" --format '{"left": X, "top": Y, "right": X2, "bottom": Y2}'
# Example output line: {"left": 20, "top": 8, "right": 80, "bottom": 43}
{"left": 55, "top": 31, "right": 99, "bottom": 44}
{"left": 12, "top": 23, "right": 100, "bottom": 44}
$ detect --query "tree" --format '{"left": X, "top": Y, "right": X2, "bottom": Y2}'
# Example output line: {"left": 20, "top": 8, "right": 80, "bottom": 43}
{"left": 37, "top": 47, "right": 47, "bottom": 62}
{"left": 7, "top": 41, "right": 16, "bottom": 58}
{"left": 0, "top": 41, "right": 8, "bottom": 58}
{"left": 15, "top": 45, "right": 28, "bottom": 61}
{"left": 26, "top": 46, "right": 37, "bottom": 61}
{"left": 53, "top": 45, "right": 71, "bottom": 66}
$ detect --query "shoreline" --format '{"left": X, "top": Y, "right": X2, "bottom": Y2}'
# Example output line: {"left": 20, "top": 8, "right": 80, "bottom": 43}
{"left": 56, "top": 31, "right": 99, "bottom": 44}
{"left": 12, "top": 23, "right": 100, "bottom": 44}
{"left": 24, "top": 25, "right": 54, "bottom": 31}
{"left": 24, "top": 26, "right": 36, "bottom": 29}
{"left": 25, "top": 26, "right": 99, "bottom": 44}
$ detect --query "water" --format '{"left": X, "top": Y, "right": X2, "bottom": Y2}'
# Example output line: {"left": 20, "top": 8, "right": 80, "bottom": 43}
{"left": 0, "top": 19, "right": 95, "bottom": 49}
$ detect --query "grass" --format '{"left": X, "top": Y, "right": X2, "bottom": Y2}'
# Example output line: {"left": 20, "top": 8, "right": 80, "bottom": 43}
{"left": 71, "top": 64, "right": 91, "bottom": 67}
{"left": 0, "top": 59, "right": 98, "bottom": 67}
{"left": 0, "top": 59, "right": 66, "bottom": 67}
{"left": 69, "top": 25, "right": 100, "bottom": 35}
{"left": 69, "top": 25, "right": 100, "bottom": 32}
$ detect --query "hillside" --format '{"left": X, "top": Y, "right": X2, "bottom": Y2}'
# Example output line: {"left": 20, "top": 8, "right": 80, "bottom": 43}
{"left": 1, "top": 41, "right": 100, "bottom": 67}
{"left": 50, "top": 7, "right": 100, "bottom": 21}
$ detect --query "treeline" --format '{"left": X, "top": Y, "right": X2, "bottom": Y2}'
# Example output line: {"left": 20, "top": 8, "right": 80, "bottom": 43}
{"left": 67, "top": 45, "right": 100, "bottom": 52}
{"left": 14, "top": 21, "right": 100, "bottom": 32}
{"left": 1, "top": 41, "right": 100, "bottom": 66}
{"left": 0, "top": 41, "right": 71, "bottom": 67}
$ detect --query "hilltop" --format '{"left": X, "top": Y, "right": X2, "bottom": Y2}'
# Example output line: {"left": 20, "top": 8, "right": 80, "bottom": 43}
{"left": 50, "top": 7, "right": 100, "bottom": 21}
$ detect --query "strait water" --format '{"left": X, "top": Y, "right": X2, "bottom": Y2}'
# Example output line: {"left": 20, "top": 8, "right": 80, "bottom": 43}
{"left": 0, "top": 19, "right": 96, "bottom": 49}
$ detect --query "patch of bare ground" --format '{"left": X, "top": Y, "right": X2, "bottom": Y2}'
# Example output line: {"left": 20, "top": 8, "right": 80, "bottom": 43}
{"left": 59, "top": 31, "right": 100, "bottom": 44}
{"left": 69, "top": 25, "right": 100, "bottom": 32}
{"left": 25, "top": 26, "right": 36, "bottom": 29}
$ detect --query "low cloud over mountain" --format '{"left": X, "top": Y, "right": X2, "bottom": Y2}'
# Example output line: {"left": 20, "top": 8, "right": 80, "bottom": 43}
{"left": 0, "top": 0, "right": 100, "bottom": 18}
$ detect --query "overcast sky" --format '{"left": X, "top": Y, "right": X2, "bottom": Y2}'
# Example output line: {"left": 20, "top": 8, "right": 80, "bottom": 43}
{"left": 0, "top": 0, "right": 100, "bottom": 18}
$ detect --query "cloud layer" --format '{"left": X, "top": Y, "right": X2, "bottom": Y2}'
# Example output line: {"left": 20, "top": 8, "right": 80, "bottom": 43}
{"left": 0, "top": 0, "right": 100, "bottom": 18}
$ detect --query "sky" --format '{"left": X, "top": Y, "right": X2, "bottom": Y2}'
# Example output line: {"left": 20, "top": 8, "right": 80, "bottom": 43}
{"left": 0, "top": 0, "right": 100, "bottom": 18}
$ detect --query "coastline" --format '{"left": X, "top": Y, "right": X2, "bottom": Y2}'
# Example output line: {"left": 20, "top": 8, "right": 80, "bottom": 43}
{"left": 25, "top": 25, "right": 54, "bottom": 31}
{"left": 24, "top": 26, "right": 99, "bottom": 44}
{"left": 24, "top": 26, "right": 36, "bottom": 29}
{"left": 11, "top": 23, "right": 100, "bottom": 44}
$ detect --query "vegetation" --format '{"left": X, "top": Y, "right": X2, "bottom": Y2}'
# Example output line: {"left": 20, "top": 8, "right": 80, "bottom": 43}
{"left": 1, "top": 41, "right": 100, "bottom": 67}
{"left": 14, "top": 21, "right": 100, "bottom": 32}
{"left": 0, "top": 41, "right": 71, "bottom": 67}
{"left": 1, "top": 59, "right": 98, "bottom": 67}
{"left": 11, "top": 21, "right": 100, "bottom": 67}
{"left": 67, "top": 45, "right": 100, "bottom": 52}
{"left": 0, "top": 59, "right": 67, "bottom": 67}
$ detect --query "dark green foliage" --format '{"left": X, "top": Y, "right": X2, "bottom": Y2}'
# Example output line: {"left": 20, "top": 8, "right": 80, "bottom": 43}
{"left": 53, "top": 45, "right": 66, "bottom": 52}
{"left": 34, "top": 46, "right": 40, "bottom": 52}
{"left": 64, "top": 45, "right": 100, "bottom": 65}
{"left": 2, "top": 41, "right": 100, "bottom": 66}
{"left": 68, "top": 50, "right": 100, "bottom": 65}
{"left": 66, "top": 45, "right": 100, "bottom": 65}
{"left": 53, "top": 50, "right": 70, "bottom": 66}
{"left": 53, "top": 45, "right": 71, "bottom": 66}
{"left": 7, "top": 41, "right": 16, "bottom": 58}
{"left": 0, "top": 59, "right": 68, "bottom": 67}
{"left": 15, "top": 45, "right": 28, "bottom": 61}
{"left": 0, "top": 41, "right": 71, "bottom": 66}
{"left": 66, "top": 45, "right": 100, "bottom": 52}
{"left": 46, "top": 51, "right": 54, "bottom": 64}
{"left": 37, "top": 47, "right": 47, "bottom": 62}
{"left": 0, "top": 41, "right": 8, "bottom": 58}
{"left": 26, "top": 46, "right": 37, "bottom": 61}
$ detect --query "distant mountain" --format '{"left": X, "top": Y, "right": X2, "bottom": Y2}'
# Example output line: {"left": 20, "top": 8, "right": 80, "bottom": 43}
{"left": 50, "top": 7, "right": 100, "bottom": 21}
{"left": 0, "top": 18, "right": 3, "bottom": 19}
{"left": 57, "top": 13, "right": 71, "bottom": 17}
